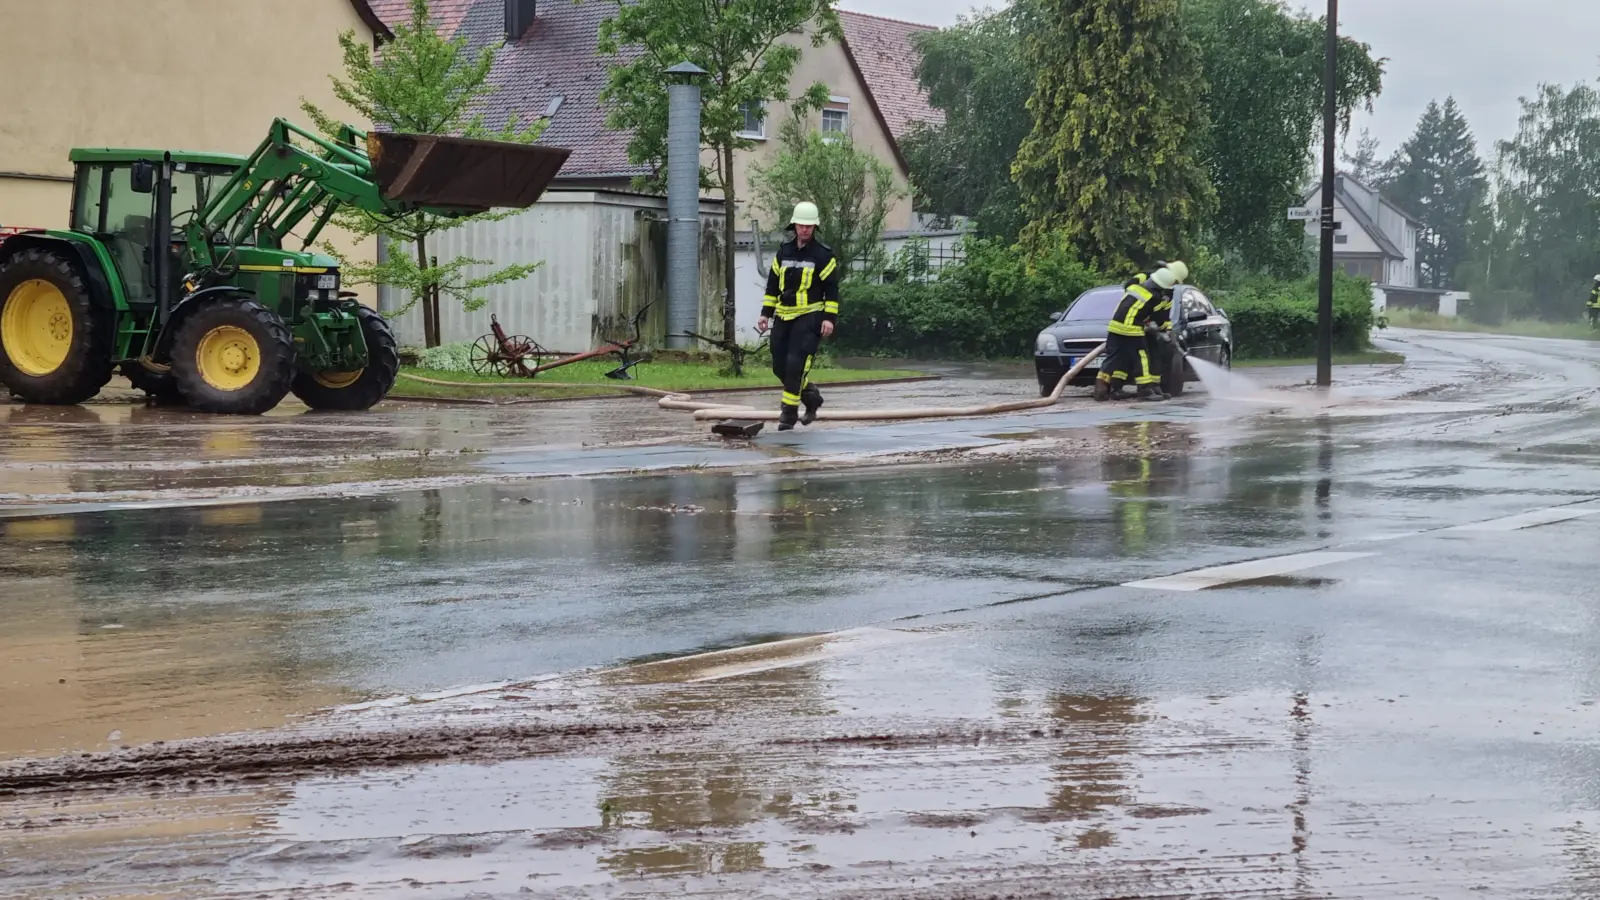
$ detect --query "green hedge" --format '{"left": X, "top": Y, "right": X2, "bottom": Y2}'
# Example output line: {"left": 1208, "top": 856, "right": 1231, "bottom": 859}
{"left": 835, "top": 236, "right": 1102, "bottom": 358}
{"left": 1211, "top": 274, "right": 1375, "bottom": 359}
{"left": 833, "top": 238, "right": 1375, "bottom": 361}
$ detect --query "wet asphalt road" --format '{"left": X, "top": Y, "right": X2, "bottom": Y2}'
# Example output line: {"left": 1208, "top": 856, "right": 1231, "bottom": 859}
{"left": 3, "top": 329, "right": 1600, "bottom": 898}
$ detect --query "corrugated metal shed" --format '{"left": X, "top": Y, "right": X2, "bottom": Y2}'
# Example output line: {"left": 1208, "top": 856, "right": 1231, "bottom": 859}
{"left": 381, "top": 190, "right": 726, "bottom": 350}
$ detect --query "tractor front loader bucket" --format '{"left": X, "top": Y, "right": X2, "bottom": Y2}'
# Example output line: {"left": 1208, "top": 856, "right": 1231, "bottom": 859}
{"left": 366, "top": 133, "right": 572, "bottom": 212}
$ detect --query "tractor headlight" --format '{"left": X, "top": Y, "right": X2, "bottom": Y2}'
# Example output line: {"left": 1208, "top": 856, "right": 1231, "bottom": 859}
{"left": 316, "top": 273, "right": 339, "bottom": 291}
{"left": 1036, "top": 332, "right": 1059, "bottom": 354}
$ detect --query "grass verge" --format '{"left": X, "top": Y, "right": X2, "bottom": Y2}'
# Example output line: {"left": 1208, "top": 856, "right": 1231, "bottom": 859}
{"left": 391, "top": 358, "right": 928, "bottom": 402}
{"left": 1384, "top": 308, "right": 1599, "bottom": 341}
{"left": 1236, "top": 350, "right": 1406, "bottom": 368}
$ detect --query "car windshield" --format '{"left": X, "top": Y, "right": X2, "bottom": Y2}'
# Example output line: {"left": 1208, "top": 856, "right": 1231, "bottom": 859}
{"left": 1062, "top": 287, "right": 1124, "bottom": 322}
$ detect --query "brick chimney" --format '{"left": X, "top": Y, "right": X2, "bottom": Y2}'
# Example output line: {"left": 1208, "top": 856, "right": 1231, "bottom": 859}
{"left": 506, "top": 0, "right": 536, "bottom": 40}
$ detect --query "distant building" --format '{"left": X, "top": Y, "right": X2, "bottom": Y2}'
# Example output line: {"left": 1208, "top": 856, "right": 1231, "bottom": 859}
{"left": 1302, "top": 174, "right": 1463, "bottom": 316}
{"left": 1301, "top": 174, "right": 1420, "bottom": 288}
{"left": 368, "top": 1, "right": 943, "bottom": 232}
{"left": 365, "top": 0, "right": 951, "bottom": 344}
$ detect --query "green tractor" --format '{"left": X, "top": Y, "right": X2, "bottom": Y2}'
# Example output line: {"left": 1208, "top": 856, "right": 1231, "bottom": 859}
{"left": 0, "top": 119, "right": 569, "bottom": 414}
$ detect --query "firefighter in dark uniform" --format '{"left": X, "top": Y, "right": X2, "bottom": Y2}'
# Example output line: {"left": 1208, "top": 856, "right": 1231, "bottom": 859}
{"left": 1588, "top": 275, "right": 1600, "bottom": 329}
{"left": 758, "top": 202, "right": 840, "bottom": 431}
{"left": 1095, "top": 266, "right": 1180, "bottom": 402}
{"left": 1142, "top": 260, "right": 1189, "bottom": 399}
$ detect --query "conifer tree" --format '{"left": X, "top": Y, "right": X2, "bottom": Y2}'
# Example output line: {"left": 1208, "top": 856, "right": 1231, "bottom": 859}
{"left": 1011, "top": 0, "right": 1213, "bottom": 270}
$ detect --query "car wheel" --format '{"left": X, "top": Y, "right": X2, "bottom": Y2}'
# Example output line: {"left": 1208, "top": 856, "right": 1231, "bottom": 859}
{"left": 1219, "top": 345, "right": 1232, "bottom": 370}
{"left": 1161, "top": 344, "right": 1186, "bottom": 397}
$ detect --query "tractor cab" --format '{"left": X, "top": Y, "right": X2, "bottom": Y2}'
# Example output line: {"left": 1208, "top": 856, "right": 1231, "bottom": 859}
{"left": 2, "top": 117, "right": 572, "bottom": 415}
{"left": 68, "top": 149, "right": 244, "bottom": 310}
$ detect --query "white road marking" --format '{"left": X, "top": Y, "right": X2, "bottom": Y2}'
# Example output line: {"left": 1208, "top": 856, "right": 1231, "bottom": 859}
{"left": 1352, "top": 530, "right": 1429, "bottom": 543}
{"left": 608, "top": 627, "right": 933, "bottom": 684}
{"left": 1125, "top": 551, "right": 1375, "bottom": 592}
{"left": 1450, "top": 505, "right": 1600, "bottom": 533}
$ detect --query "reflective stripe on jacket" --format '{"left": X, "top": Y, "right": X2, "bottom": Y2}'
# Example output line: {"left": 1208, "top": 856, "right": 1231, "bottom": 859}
{"left": 1108, "top": 284, "right": 1156, "bottom": 337}
{"left": 762, "top": 238, "right": 841, "bottom": 322}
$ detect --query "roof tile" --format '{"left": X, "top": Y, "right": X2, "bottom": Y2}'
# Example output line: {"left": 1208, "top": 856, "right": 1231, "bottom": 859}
{"left": 837, "top": 9, "right": 943, "bottom": 141}
{"left": 362, "top": 2, "right": 939, "bottom": 179}
{"left": 369, "top": 0, "right": 476, "bottom": 38}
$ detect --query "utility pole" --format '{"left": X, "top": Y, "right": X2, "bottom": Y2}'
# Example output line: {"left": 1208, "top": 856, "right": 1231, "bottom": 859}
{"left": 1316, "top": 0, "right": 1338, "bottom": 387}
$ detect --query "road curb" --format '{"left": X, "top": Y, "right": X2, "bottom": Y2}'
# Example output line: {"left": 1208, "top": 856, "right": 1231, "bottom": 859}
{"left": 385, "top": 374, "right": 943, "bottom": 406}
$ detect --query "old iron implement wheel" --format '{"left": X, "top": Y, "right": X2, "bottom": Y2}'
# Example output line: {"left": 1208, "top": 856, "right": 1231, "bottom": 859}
{"left": 470, "top": 315, "right": 546, "bottom": 378}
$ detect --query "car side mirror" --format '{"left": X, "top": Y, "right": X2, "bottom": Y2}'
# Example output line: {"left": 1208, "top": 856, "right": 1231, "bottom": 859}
{"left": 130, "top": 161, "right": 156, "bottom": 194}
{"left": 1048, "top": 311, "right": 1063, "bottom": 322}
{"left": 1186, "top": 308, "right": 1208, "bottom": 322}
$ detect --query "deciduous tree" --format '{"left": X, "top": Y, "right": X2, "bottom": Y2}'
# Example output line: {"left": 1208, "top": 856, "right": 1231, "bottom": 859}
{"left": 302, "top": 0, "right": 546, "bottom": 347}
{"left": 1489, "top": 83, "right": 1600, "bottom": 318}
{"left": 900, "top": 8, "right": 1032, "bottom": 240}
{"left": 1187, "top": 0, "right": 1384, "bottom": 275}
{"left": 749, "top": 116, "right": 903, "bottom": 275}
{"left": 1012, "top": 0, "right": 1213, "bottom": 271}
{"left": 599, "top": 0, "right": 841, "bottom": 342}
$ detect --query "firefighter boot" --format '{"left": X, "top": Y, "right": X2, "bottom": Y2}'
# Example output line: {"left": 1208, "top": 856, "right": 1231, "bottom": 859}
{"left": 800, "top": 385, "right": 824, "bottom": 425}
{"left": 778, "top": 404, "right": 799, "bottom": 431}
{"left": 1134, "top": 384, "right": 1163, "bottom": 402}
{"left": 1093, "top": 375, "right": 1112, "bottom": 402}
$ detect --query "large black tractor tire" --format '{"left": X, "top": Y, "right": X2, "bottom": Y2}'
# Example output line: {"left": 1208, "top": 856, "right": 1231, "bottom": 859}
{"left": 169, "top": 297, "right": 296, "bottom": 415}
{"left": 290, "top": 306, "right": 400, "bottom": 411}
{"left": 119, "top": 361, "right": 184, "bottom": 405}
{"left": 0, "top": 248, "right": 115, "bottom": 404}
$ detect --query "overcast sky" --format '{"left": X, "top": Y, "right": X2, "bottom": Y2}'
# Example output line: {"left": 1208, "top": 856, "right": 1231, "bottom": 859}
{"left": 841, "top": 0, "right": 1600, "bottom": 163}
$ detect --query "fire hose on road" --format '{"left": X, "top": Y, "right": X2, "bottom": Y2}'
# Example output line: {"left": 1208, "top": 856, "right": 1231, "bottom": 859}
{"left": 395, "top": 343, "right": 1107, "bottom": 424}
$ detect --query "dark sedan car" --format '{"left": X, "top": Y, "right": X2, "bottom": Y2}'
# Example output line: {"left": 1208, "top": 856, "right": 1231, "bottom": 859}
{"left": 1034, "top": 283, "right": 1233, "bottom": 396}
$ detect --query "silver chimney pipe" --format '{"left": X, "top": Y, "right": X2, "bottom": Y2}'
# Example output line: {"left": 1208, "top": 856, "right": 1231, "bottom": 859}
{"left": 664, "top": 61, "right": 707, "bottom": 350}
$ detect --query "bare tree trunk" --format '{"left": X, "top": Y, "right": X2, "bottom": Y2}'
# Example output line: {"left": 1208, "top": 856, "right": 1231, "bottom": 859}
{"left": 416, "top": 235, "right": 439, "bottom": 348}
{"left": 429, "top": 256, "right": 441, "bottom": 348}
{"left": 721, "top": 144, "right": 738, "bottom": 344}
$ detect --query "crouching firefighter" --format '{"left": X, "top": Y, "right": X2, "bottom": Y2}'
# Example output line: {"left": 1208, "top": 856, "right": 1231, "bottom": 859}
{"left": 758, "top": 202, "right": 840, "bottom": 431}
{"left": 1141, "top": 260, "right": 1189, "bottom": 399}
{"left": 1095, "top": 265, "right": 1182, "bottom": 402}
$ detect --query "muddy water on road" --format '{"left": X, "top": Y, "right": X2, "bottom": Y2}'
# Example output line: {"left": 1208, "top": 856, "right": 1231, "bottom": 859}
{"left": 6, "top": 399, "right": 1600, "bottom": 764}
{"left": 6, "top": 332, "right": 1600, "bottom": 897}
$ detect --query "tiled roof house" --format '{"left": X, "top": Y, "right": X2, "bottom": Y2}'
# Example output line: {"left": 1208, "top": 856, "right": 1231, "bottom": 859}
{"left": 365, "top": 0, "right": 942, "bottom": 229}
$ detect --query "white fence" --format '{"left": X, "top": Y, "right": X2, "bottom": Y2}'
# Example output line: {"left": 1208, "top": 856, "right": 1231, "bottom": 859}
{"left": 728, "top": 229, "right": 967, "bottom": 343}
{"left": 380, "top": 190, "right": 726, "bottom": 350}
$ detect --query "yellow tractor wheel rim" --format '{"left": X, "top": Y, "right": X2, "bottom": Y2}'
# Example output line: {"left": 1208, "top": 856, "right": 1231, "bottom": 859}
{"left": 312, "top": 369, "right": 364, "bottom": 389}
{"left": 1, "top": 279, "right": 73, "bottom": 377}
{"left": 195, "top": 325, "right": 261, "bottom": 391}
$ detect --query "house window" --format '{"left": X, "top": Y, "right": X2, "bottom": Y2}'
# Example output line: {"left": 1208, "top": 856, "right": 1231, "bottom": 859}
{"left": 1338, "top": 258, "right": 1382, "bottom": 282}
{"left": 737, "top": 100, "right": 765, "bottom": 139}
{"left": 821, "top": 97, "right": 849, "bottom": 138}
{"left": 1334, "top": 233, "right": 1348, "bottom": 245}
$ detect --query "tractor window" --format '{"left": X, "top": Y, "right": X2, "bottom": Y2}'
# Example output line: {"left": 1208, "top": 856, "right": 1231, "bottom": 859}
{"left": 170, "top": 172, "right": 202, "bottom": 233}
{"left": 73, "top": 165, "right": 108, "bottom": 233}
{"left": 100, "top": 165, "right": 154, "bottom": 306}
{"left": 170, "top": 163, "right": 236, "bottom": 234}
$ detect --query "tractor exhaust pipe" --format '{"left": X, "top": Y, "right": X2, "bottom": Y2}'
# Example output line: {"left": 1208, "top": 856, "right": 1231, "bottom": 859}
{"left": 151, "top": 154, "right": 174, "bottom": 325}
